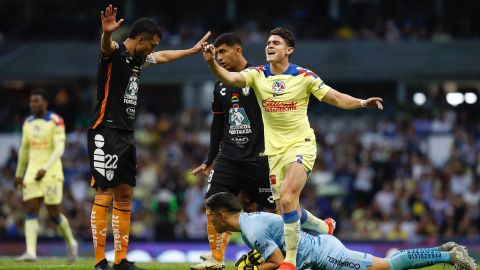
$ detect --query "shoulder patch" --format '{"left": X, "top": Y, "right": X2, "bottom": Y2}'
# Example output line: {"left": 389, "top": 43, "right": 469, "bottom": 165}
{"left": 295, "top": 66, "right": 319, "bottom": 78}
{"left": 49, "top": 113, "right": 64, "bottom": 126}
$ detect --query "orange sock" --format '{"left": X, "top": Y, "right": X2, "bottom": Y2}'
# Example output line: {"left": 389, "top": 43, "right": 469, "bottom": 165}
{"left": 206, "top": 209, "right": 224, "bottom": 262}
{"left": 112, "top": 201, "right": 131, "bottom": 264}
{"left": 221, "top": 231, "right": 232, "bottom": 256}
{"left": 91, "top": 194, "right": 112, "bottom": 265}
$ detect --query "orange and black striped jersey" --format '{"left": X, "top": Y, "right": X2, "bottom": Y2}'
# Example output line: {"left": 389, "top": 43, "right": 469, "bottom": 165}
{"left": 91, "top": 42, "right": 149, "bottom": 131}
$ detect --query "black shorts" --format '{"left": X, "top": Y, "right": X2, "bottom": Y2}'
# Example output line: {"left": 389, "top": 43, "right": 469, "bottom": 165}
{"left": 205, "top": 153, "right": 275, "bottom": 209}
{"left": 87, "top": 127, "right": 136, "bottom": 188}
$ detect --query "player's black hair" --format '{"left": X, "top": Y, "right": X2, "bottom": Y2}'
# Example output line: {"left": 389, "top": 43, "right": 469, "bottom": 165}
{"left": 206, "top": 192, "right": 242, "bottom": 213}
{"left": 214, "top": 33, "right": 242, "bottom": 48}
{"left": 31, "top": 89, "right": 49, "bottom": 102}
{"left": 269, "top": 27, "right": 295, "bottom": 48}
{"left": 128, "top": 18, "right": 162, "bottom": 40}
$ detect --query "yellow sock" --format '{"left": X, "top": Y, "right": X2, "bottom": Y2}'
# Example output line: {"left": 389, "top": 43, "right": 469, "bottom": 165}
{"left": 113, "top": 201, "right": 131, "bottom": 265}
{"left": 92, "top": 194, "right": 112, "bottom": 265}
{"left": 284, "top": 220, "right": 300, "bottom": 266}
{"left": 206, "top": 209, "right": 224, "bottom": 262}
{"left": 25, "top": 216, "right": 39, "bottom": 256}
{"left": 300, "top": 209, "right": 329, "bottom": 234}
{"left": 58, "top": 215, "right": 76, "bottom": 246}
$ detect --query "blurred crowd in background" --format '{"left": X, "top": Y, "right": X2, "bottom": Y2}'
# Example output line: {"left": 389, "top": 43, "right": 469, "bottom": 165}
{"left": 0, "top": 0, "right": 479, "bottom": 246}
{"left": 0, "top": 87, "right": 479, "bottom": 243}
{"left": 0, "top": 0, "right": 479, "bottom": 44}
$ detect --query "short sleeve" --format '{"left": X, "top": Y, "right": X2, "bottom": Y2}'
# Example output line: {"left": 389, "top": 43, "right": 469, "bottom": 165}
{"left": 240, "top": 68, "right": 257, "bottom": 88}
{"left": 100, "top": 41, "right": 120, "bottom": 63}
{"left": 310, "top": 76, "right": 331, "bottom": 101}
{"left": 240, "top": 216, "right": 279, "bottom": 261}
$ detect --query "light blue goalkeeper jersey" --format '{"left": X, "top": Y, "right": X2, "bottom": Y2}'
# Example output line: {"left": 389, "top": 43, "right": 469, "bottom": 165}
{"left": 239, "top": 212, "right": 373, "bottom": 270}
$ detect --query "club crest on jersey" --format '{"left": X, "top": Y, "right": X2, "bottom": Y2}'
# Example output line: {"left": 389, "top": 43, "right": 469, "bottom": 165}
{"left": 106, "top": 170, "right": 114, "bottom": 181}
{"left": 242, "top": 86, "right": 251, "bottom": 96}
{"left": 272, "top": 81, "right": 285, "bottom": 96}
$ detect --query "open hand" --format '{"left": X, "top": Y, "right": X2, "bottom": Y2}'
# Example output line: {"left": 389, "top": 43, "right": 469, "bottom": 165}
{"left": 101, "top": 4, "right": 124, "bottom": 33}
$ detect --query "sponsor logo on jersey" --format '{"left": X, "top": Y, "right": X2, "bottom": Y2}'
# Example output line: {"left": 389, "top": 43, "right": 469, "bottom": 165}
{"left": 258, "top": 188, "right": 273, "bottom": 193}
{"left": 272, "top": 81, "right": 285, "bottom": 96}
{"left": 327, "top": 256, "right": 361, "bottom": 269}
{"left": 126, "top": 107, "right": 136, "bottom": 118}
{"left": 124, "top": 73, "right": 139, "bottom": 106}
{"left": 231, "top": 136, "right": 249, "bottom": 144}
{"left": 262, "top": 98, "right": 297, "bottom": 112}
{"left": 254, "top": 240, "right": 270, "bottom": 255}
{"left": 228, "top": 104, "right": 252, "bottom": 135}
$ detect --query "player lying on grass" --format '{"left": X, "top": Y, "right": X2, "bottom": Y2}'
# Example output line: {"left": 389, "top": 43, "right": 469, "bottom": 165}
{"left": 206, "top": 192, "right": 477, "bottom": 270}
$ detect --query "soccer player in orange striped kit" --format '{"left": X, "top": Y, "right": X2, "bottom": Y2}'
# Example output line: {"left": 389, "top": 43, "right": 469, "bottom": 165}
{"left": 88, "top": 4, "right": 210, "bottom": 270}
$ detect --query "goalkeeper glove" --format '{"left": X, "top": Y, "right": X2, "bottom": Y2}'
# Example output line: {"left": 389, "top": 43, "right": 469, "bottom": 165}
{"left": 247, "top": 249, "right": 264, "bottom": 265}
{"left": 235, "top": 249, "right": 264, "bottom": 270}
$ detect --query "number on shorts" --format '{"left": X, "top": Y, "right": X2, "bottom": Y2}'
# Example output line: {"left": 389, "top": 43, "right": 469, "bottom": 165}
{"left": 105, "top": 154, "right": 118, "bottom": 169}
{"left": 206, "top": 169, "right": 214, "bottom": 192}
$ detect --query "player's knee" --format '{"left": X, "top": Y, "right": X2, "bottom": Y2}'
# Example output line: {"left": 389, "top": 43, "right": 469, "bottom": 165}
{"left": 279, "top": 192, "right": 295, "bottom": 209}
{"left": 114, "top": 193, "right": 132, "bottom": 202}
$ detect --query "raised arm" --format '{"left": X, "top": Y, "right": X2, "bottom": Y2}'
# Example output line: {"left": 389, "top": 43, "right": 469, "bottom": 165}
{"left": 202, "top": 43, "right": 246, "bottom": 88}
{"left": 152, "top": 31, "right": 211, "bottom": 63}
{"left": 100, "top": 4, "right": 124, "bottom": 57}
{"left": 322, "top": 88, "right": 383, "bottom": 110}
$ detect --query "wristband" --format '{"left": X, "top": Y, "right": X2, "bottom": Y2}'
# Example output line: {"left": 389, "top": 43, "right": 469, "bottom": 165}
{"left": 360, "top": 99, "right": 367, "bottom": 108}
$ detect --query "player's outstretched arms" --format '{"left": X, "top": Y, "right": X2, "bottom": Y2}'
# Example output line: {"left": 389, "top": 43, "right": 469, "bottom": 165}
{"left": 100, "top": 4, "right": 124, "bottom": 57}
{"left": 202, "top": 43, "right": 246, "bottom": 88}
{"left": 152, "top": 31, "right": 211, "bottom": 63}
{"left": 322, "top": 88, "right": 383, "bottom": 110}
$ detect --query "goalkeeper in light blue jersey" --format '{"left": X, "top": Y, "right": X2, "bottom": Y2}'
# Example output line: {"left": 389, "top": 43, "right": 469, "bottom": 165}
{"left": 205, "top": 192, "right": 476, "bottom": 270}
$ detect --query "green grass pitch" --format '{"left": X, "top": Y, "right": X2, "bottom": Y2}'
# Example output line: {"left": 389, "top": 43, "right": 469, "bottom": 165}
{"left": 0, "top": 257, "right": 477, "bottom": 270}
{"left": 0, "top": 257, "right": 230, "bottom": 270}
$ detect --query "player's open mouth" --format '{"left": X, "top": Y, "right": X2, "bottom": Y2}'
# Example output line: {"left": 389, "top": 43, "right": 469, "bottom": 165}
{"left": 267, "top": 51, "right": 275, "bottom": 55}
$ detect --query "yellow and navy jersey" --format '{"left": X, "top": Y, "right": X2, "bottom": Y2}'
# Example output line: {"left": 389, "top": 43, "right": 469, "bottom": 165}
{"left": 21, "top": 111, "right": 65, "bottom": 176}
{"left": 241, "top": 63, "right": 331, "bottom": 155}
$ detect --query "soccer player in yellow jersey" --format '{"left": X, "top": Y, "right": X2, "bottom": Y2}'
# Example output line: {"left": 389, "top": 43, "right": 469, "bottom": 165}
{"left": 202, "top": 28, "right": 383, "bottom": 270}
{"left": 14, "top": 90, "right": 78, "bottom": 263}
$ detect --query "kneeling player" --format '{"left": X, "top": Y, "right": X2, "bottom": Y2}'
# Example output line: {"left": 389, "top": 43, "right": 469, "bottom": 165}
{"left": 206, "top": 192, "right": 477, "bottom": 270}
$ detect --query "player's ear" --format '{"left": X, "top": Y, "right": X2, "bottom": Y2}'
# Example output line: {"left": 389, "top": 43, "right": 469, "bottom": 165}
{"left": 286, "top": 47, "right": 294, "bottom": 56}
